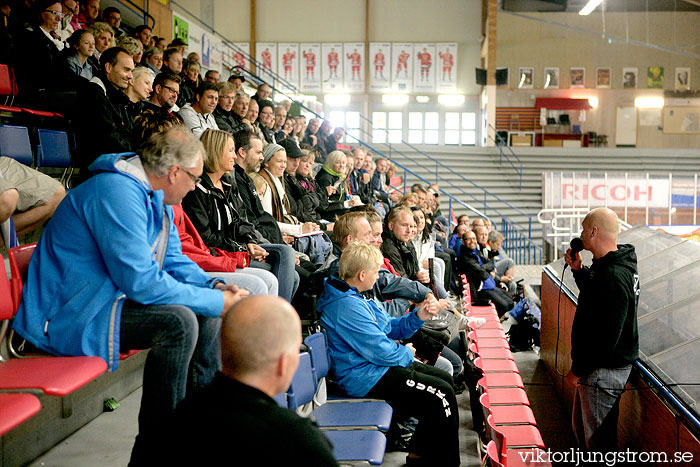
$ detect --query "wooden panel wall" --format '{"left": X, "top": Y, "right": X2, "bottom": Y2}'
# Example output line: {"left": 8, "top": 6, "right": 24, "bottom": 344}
{"left": 495, "top": 107, "right": 542, "bottom": 131}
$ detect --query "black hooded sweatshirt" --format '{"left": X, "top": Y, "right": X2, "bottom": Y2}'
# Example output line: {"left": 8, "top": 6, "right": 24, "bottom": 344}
{"left": 570, "top": 244, "right": 639, "bottom": 377}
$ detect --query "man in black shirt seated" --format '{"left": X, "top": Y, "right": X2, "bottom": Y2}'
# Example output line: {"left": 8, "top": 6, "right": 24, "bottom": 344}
{"left": 168, "top": 296, "right": 338, "bottom": 466}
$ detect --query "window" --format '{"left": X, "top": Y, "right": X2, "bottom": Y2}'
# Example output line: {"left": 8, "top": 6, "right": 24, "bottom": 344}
{"left": 328, "top": 110, "right": 361, "bottom": 144}
{"left": 407, "top": 111, "right": 440, "bottom": 145}
{"left": 445, "top": 111, "right": 477, "bottom": 145}
{"left": 372, "top": 112, "right": 386, "bottom": 143}
{"left": 373, "top": 111, "right": 403, "bottom": 144}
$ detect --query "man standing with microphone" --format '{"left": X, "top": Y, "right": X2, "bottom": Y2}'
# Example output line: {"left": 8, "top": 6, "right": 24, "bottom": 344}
{"left": 564, "top": 207, "right": 639, "bottom": 453}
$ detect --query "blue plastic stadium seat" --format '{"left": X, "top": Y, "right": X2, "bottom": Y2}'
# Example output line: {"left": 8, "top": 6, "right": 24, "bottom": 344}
{"left": 324, "top": 430, "right": 387, "bottom": 465}
{"left": 0, "top": 125, "right": 33, "bottom": 165}
{"left": 287, "top": 353, "right": 392, "bottom": 432}
{"left": 36, "top": 129, "right": 71, "bottom": 168}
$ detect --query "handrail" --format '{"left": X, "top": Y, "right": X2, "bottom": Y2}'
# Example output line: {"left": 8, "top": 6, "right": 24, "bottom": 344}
{"left": 117, "top": 0, "right": 156, "bottom": 28}
{"left": 487, "top": 123, "right": 523, "bottom": 190}
{"left": 169, "top": 0, "right": 298, "bottom": 94}
{"left": 361, "top": 114, "right": 528, "bottom": 217}
{"left": 356, "top": 117, "right": 535, "bottom": 243}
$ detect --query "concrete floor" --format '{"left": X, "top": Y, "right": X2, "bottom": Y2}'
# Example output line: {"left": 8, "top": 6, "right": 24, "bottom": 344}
{"left": 28, "top": 347, "right": 574, "bottom": 467}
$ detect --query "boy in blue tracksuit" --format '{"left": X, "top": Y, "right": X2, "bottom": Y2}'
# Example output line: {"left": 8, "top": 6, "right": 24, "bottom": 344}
{"left": 319, "top": 242, "right": 461, "bottom": 466}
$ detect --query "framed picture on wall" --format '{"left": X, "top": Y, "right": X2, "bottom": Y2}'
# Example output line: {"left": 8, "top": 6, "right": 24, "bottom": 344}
{"left": 622, "top": 67, "right": 637, "bottom": 88}
{"left": 543, "top": 67, "right": 559, "bottom": 89}
{"left": 570, "top": 67, "right": 585, "bottom": 88}
{"left": 675, "top": 67, "right": 691, "bottom": 91}
{"left": 648, "top": 67, "right": 664, "bottom": 88}
{"left": 596, "top": 67, "right": 611, "bottom": 88}
{"left": 518, "top": 67, "right": 533, "bottom": 88}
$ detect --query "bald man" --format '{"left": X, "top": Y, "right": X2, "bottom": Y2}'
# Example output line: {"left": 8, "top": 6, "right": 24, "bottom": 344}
{"left": 564, "top": 207, "right": 639, "bottom": 453}
{"left": 168, "top": 296, "right": 338, "bottom": 466}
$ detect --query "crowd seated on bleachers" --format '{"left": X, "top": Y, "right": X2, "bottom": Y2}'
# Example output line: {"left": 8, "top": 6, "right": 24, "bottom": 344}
{"left": 0, "top": 5, "right": 529, "bottom": 464}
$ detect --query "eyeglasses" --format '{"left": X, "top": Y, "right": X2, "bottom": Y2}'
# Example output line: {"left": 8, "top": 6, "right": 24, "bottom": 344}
{"left": 45, "top": 10, "right": 66, "bottom": 18}
{"left": 161, "top": 85, "right": 179, "bottom": 96}
{"left": 181, "top": 167, "right": 202, "bottom": 184}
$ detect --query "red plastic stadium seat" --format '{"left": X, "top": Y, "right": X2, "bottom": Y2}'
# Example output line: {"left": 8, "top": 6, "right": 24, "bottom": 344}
{"left": 474, "top": 357, "right": 519, "bottom": 373}
{"left": 0, "top": 247, "right": 108, "bottom": 397}
{"left": 0, "top": 64, "right": 16, "bottom": 97}
{"left": 0, "top": 357, "right": 107, "bottom": 396}
{"left": 120, "top": 349, "right": 142, "bottom": 360}
{"left": 0, "top": 393, "right": 41, "bottom": 435}
{"left": 488, "top": 415, "right": 544, "bottom": 449}
{"left": 0, "top": 105, "right": 21, "bottom": 113}
{"left": 481, "top": 393, "right": 537, "bottom": 426}
{"left": 8, "top": 243, "right": 35, "bottom": 313}
{"left": 21, "top": 108, "right": 57, "bottom": 118}
{"left": 480, "top": 373, "right": 525, "bottom": 388}
{"left": 482, "top": 387, "right": 530, "bottom": 406}
{"left": 470, "top": 344, "right": 514, "bottom": 360}
{"left": 474, "top": 328, "right": 507, "bottom": 340}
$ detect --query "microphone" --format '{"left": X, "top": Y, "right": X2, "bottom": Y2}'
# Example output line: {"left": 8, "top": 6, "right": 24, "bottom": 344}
{"left": 564, "top": 237, "right": 583, "bottom": 271}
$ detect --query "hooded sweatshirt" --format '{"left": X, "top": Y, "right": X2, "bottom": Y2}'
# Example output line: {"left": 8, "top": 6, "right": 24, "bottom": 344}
{"left": 318, "top": 276, "right": 424, "bottom": 397}
{"left": 570, "top": 244, "right": 639, "bottom": 377}
{"left": 13, "top": 153, "right": 224, "bottom": 371}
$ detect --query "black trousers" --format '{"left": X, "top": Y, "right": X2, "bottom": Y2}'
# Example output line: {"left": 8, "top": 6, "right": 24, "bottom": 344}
{"left": 478, "top": 287, "right": 514, "bottom": 317}
{"left": 367, "top": 362, "right": 460, "bottom": 466}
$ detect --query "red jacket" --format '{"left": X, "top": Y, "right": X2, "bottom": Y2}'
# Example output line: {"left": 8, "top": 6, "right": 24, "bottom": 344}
{"left": 172, "top": 205, "right": 249, "bottom": 272}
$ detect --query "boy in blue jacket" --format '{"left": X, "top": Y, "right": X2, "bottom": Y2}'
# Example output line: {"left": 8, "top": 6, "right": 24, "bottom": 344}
{"left": 319, "top": 242, "right": 461, "bottom": 466}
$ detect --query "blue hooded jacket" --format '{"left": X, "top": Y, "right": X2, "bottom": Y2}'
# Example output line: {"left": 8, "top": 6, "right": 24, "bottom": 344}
{"left": 12, "top": 154, "right": 224, "bottom": 371}
{"left": 318, "top": 276, "right": 424, "bottom": 397}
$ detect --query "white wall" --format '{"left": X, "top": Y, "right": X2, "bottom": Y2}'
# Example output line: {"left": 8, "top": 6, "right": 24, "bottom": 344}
{"left": 495, "top": 10, "right": 700, "bottom": 148}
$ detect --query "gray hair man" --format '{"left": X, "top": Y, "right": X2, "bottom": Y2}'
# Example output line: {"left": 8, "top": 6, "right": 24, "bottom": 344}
{"left": 12, "top": 126, "right": 248, "bottom": 465}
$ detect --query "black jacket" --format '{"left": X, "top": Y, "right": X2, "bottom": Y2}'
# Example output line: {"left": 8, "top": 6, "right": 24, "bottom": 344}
{"left": 285, "top": 172, "right": 323, "bottom": 224}
{"left": 168, "top": 373, "right": 338, "bottom": 466}
{"left": 314, "top": 168, "right": 347, "bottom": 221}
{"left": 75, "top": 74, "right": 133, "bottom": 172}
{"left": 11, "top": 26, "right": 78, "bottom": 107}
{"left": 181, "top": 172, "right": 262, "bottom": 253}
{"left": 571, "top": 244, "right": 639, "bottom": 377}
{"left": 381, "top": 230, "right": 419, "bottom": 280}
{"left": 213, "top": 107, "right": 247, "bottom": 134}
{"left": 234, "top": 164, "right": 284, "bottom": 244}
{"left": 176, "top": 75, "right": 196, "bottom": 107}
{"left": 456, "top": 246, "right": 496, "bottom": 295}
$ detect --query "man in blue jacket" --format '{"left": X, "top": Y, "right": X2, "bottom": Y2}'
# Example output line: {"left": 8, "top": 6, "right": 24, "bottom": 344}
{"left": 13, "top": 127, "right": 247, "bottom": 465}
{"left": 319, "top": 242, "right": 460, "bottom": 466}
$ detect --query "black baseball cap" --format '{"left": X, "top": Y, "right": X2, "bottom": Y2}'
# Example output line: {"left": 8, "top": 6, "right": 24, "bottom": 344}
{"left": 279, "top": 139, "right": 303, "bottom": 159}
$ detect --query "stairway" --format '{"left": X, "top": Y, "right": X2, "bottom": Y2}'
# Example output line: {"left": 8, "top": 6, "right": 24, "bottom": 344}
{"left": 382, "top": 145, "right": 700, "bottom": 253}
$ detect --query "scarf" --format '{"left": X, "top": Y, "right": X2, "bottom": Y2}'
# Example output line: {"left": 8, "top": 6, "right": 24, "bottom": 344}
{"left": 321, "top": 166, "right": 346, "bottom": 200}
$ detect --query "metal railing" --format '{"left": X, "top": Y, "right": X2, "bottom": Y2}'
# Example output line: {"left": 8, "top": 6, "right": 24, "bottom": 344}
{"left": 115, "top": 0, "right": 156, "bottom": 28}
{"left": 538, "top": 206, "right": 632, "bottom": 260}
{"left": 487, "top": 123, "right": 523, "bottom": 190}
{"left": 170, "top": 0, "right": 298, "bottom": 94}
{"left": 358, "top": 116, "right": 537, "bottom": 242}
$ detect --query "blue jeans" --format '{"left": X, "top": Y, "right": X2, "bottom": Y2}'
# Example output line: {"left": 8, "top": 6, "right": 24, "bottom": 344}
{"left": 572, "top": 365, "right": 631, "bottom": 452}
{"left": 251, "top": 243, "right": 299, "bottom": 302}
{"left": 120, "top": 301, "right": 220, "bottom": 464}
{"left": 207, "top": 268, "right": 278, "bottom": 296}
